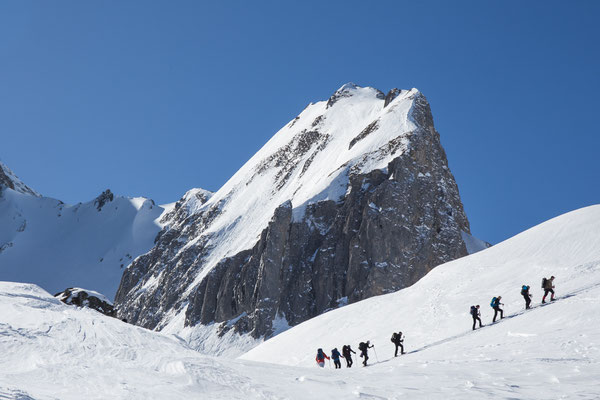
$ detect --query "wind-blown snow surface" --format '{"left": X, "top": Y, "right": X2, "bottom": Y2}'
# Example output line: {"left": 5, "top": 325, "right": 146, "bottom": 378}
{"left": 0, "top": 187, "right": 166, "bottom": 299}
{"left": 2, "top": 206, "right": 600, "bottom": 399}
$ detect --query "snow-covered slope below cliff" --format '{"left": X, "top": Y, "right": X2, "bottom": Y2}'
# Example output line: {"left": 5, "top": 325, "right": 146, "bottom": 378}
{"left": 241, "top": 205, "right": 600, "bottom": 368}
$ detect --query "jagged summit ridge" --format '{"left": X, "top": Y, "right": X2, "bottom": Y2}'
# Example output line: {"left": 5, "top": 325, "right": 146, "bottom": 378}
{"left": 0, "top": 161, "right": 39, "bottom": 196}
{"left": 115, "top": 84, "right": 471, "bottom": 355}
{"left": 0, "top": 166, "right": 176, "bottom": 299}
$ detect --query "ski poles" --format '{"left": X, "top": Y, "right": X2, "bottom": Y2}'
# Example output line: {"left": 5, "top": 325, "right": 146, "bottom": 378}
{"left": 373, "top": 344, "right": 379, "bottom": 363}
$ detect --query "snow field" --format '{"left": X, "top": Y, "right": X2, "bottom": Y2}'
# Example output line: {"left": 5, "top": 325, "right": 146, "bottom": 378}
{"left": 2, "top": 203, "right": 600, "bottom": 398}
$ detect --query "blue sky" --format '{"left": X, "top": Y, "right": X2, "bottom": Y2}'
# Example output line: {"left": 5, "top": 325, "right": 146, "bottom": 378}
{"left": 1, "top": 1, "right": 599, "bottom": 244}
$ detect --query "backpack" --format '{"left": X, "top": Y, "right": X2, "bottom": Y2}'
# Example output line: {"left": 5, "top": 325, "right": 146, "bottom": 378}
{"left": 359, "top": 342, "right": 366, "bottom": 351}
{"left": 316, "top": 349, "right": 324, "bottom": 361}
{"left": 391, "top": 333, "right": 397, "bottom": 343}
{"left": 542, "top": 278, "right": 547, "bottom": 289}
{"left": 470, "top": 305, "right": 477, "bottom": 316}
{"left": 521, "top": 285, "right": 528, "bottom": 295}
{"left": 342, "top": 345, "right": 348, "bottom": 354}
{"left": 490, "top": 297, "right": 497, "bottom": 308}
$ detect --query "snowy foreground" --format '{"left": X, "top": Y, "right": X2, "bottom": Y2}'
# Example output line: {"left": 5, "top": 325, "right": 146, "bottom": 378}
{"left": 2, "top": 205, "right": 600, "bottom": 399}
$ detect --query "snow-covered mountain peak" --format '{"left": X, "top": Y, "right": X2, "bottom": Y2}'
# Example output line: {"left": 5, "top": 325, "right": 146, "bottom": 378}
{"left": 168, "top": 84, "right": 426, "bottom": 270}
{"left": 116, "top": 83, "right": 473, "bottom": 353}
{"left": 326, "top": 82, "right": 386, "bottom": 109}
{"left": 338, "top": 82, "right": 358, "bottom": 91}
{"left": 182, "top": 188, "right": 213, "bottom": 209}
{"left": 158, "top": 187, "right": 213, "bottom": 227}
{"left": 0, "top": 161, "right": 39, "bottom": 197}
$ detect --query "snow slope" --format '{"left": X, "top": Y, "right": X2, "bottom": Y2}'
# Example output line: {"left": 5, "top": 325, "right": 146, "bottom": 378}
{"left": 0, "top": 186, "right": 166, "bottom": 300}
{"left": 243, "top": 204, "right": 600, "bottom": 367}
{"left": 2, "top": 205, "right": 600, "bottom": 399}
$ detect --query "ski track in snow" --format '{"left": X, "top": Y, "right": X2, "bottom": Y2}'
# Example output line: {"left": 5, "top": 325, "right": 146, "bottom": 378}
{"left": 2, "top": 205, "right": 600, "bottom": 399}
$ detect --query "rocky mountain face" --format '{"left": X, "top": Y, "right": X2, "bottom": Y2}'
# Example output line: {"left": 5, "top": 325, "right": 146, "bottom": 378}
{"left": 115, "top": 84, "right": 474, "bottom": 354}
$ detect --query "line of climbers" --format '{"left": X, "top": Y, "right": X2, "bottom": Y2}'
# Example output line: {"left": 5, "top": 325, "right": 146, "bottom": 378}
{"left": 315, "top": 276, "right": 556, "bottom": 368}
{"left": 470, "top": 276, "right": 556, "bottom": 330}
{"left": 316, "top": 332, "right": 405, "bottom": 368}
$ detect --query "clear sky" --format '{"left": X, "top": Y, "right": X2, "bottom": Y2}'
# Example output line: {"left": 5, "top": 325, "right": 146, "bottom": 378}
{"left": 1, "top": 1, "right": 599, "bottom": 245}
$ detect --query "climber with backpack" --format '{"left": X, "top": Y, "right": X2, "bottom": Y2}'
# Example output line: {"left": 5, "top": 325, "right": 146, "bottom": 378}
{"left": 330, "top": 348, "right": 343, "bottom": 369}
{"left": 358, "top": 341, "right": 374, "bottom": 366}
{"left": 342, "top": 344, "right": 356, "bottom": 368}
{"left": 391, "top": 331, "right": 405, "bottom": 356}
{"left": 490, "top": 296, "right": 504, "bottom": 322}
{"left": 470, "top": 305, "right": 482, "bottom": 330}
{"left": 521, "top": 285, "right": 532, "bottom": 309}
{"left": 315, "top": 348, "right": 330, "bottom": 368}
{"left": 542, "top": 276, "right": 556, "bottom": 303}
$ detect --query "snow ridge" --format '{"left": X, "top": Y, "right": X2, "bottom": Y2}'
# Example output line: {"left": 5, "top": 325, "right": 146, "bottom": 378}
{"left": 0, "top": 178, "right": 172, "bottom": 299}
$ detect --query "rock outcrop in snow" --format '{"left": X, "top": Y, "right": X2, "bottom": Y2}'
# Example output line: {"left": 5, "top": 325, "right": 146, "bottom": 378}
{"left": 115, "top": 84, "right": 474, "bottom": 353}
{"left": 55, "top": 287, "right": 115, "bottom": 316}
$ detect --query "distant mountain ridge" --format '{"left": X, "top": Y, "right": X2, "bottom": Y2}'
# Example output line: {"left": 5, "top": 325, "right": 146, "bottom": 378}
{"left": 0, "top": 162, "right": 192, "bottom": 299}
{"left": 115, "top": 83, "right": 481, "bottom": 355}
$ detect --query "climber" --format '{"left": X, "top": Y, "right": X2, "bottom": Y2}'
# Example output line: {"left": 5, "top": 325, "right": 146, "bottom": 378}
{"left": 542, "top": 276, "right": 556, "bottom": 303}
{"left": 342, "top": 344, "right": 356, "bottom": 368}
{"left": 521, "top": 284, "right": 532, "bottom": 309}
{"left": 358, "top": 341, "right": 374, "bottom": 366}
{"left": 391, "top": 331, "right": 405, "bottom": 356}
{"left": 470, "top": 304, "right": 482, "bottom": 330}
{"left": 331, "top": 348, "right": 343, "bottom": 369}
{"left": 491, "top": 296, "right": 504, "bottom": 322}
{"left": 315, "top": 348, "right": 330, "bottom": 368}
